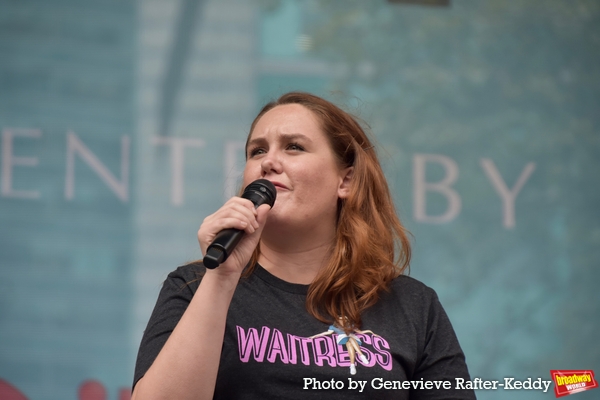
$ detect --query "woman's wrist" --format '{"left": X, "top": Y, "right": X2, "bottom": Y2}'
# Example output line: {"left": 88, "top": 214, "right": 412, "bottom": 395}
{"left": 201, "top": 267, "right": 242, "bottom": 294}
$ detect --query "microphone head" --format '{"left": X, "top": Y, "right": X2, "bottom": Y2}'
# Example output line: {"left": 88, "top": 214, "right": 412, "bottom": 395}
{"left": 242, "top": 179, "right": 277, "bottom": 208}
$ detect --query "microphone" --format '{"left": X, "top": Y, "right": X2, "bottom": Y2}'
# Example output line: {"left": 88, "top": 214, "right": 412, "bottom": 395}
{"left": 203, "top": 179, "right": 277, "bottom": 269}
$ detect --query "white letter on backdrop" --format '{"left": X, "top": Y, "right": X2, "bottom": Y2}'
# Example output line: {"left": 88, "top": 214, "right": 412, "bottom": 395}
{"left": 152, "top": 136, "right": 205, "bottom": 206}
{"left": 413, "top": 153, "right": 461, "bottom": 223}
{"left": 65, "top": 131, "right": 130, "bottom": 202}
{"left": 224, "top": 140, "right": 245, "bottom": 201}
{"left": 480, "top": 158, "right": 535, "bottom": 229}
{"left": 1, "top": 128, "right": 42, "bottom": 199}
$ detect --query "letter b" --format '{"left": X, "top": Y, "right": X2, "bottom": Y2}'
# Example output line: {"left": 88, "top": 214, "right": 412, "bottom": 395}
{"left": 413, "top": 154, "right": 461, "bottom": 223}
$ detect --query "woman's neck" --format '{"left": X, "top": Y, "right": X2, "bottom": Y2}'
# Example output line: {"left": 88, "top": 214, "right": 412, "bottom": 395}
{"left": 257, "top": 231, "right": 335, "bottom": 285}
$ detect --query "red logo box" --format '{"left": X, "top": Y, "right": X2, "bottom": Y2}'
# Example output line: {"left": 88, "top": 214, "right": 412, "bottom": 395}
{"left": 550, "top": 370, "right": 598, "bottom": 398}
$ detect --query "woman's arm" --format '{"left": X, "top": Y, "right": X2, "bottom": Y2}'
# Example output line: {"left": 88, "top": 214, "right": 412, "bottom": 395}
{"left": 132, "top": 199, "right": 271, "bottom": 400}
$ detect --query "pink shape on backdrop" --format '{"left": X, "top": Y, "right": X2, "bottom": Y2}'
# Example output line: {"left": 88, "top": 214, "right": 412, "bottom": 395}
{"left": 119, "top": 388, "right": 132, "bottom": 400}
{"left": 0, "top": 377, "right": 130, "bottom": 400}
{"left": 79, "top": 380, "right": 107, "bottom": 400}
{"left": 0, "top": 379, "right": 28, "bottom": 400}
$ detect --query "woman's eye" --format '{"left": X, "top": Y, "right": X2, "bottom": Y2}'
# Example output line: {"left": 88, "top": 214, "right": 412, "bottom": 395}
{"left": 248, "top": 148, "right": 266, "bottom": 157}
{"left": 287, "top": 143, "right": 304, "bottom": 151}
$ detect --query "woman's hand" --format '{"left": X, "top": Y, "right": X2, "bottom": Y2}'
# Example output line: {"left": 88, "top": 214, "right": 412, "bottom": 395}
{"left": 198, "top": 197, "right": 271, "bottom": 277}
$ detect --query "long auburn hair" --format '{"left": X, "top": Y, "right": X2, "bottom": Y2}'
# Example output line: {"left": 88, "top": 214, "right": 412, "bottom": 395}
{"left": 244, "top": 92, "right": 411, "bottom": 332}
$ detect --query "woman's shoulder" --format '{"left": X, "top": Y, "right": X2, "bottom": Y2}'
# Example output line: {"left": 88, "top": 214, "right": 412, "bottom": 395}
{"left": 161, "top": 261, "right": 206, "bottom": 293}
{"left": 167, "top": 260, "right": 206, "bottom": 279}
{"left": 383, "top": 274, "right": 442, "bottom": 311}
{"left": 389, "top": 274, "right": 435, "bottom": 295}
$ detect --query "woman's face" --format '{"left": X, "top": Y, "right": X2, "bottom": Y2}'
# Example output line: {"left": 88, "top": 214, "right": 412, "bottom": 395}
{"left": 243, "top": 104, "right": 352, "bottom": 234}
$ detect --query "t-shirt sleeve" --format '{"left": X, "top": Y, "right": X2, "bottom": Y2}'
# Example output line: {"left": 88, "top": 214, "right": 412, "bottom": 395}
{"left": 411, "top": 288, "right": 476, "bottom": 400}
{"left": 132, "top": 263, "right": 204, "bottom": 390}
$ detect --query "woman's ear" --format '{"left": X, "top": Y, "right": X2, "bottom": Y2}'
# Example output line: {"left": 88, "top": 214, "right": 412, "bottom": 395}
{"left": 338, "top": 167, "right": 354, "bottom": 199}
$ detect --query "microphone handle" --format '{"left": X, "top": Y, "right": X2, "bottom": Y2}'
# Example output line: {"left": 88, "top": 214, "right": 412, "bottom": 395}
{"left": 203, "top": 228, "right": 245, "bottom": 269}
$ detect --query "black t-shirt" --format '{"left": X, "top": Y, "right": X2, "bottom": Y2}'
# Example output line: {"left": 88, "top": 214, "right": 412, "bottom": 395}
{"left": 134, "top": 262, "right": 476, "bottom": 399}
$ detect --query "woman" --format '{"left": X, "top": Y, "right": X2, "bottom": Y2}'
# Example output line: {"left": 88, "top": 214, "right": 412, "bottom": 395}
{"left": 132, "top": 92, "right": 475, "bottom": 399}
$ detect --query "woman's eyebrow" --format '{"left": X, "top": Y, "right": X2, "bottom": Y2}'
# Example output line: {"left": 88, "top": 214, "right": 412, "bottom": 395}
{"left": 246, "top": 136, "right": 267, "bottom": 149}
{"left": 278, "top": 133, "right": 313, "bottom": 143}
{"left": 247, "top": 133, "right": 313, "bottom": 148}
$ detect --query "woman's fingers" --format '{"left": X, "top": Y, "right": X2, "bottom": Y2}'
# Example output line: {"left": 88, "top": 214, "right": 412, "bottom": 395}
{"left": 213, "top": 203, "right": 271, "bottom": 272}
{"left": 197, "top": 198, "right": 269, "bottom": 270}
{"left": 203, "top": 198, "right": 257, "bottom": 225}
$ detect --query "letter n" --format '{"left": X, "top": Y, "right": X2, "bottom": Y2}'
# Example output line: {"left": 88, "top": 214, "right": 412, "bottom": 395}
{"left": 65, "top": 131, "right": 130, "bottom": 202}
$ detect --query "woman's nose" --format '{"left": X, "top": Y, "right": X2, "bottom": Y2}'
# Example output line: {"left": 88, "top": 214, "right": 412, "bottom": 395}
{"left": 261, "top": 151, "right": 283, "bottom": 176}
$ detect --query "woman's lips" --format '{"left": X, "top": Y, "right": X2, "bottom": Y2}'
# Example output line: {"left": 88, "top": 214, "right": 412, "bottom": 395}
{"left": 270, "top": 181, "right": 289, "bottom": 190}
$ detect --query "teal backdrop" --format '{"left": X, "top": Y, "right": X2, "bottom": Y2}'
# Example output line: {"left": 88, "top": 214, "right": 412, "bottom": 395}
{"left": 0, "top": 0, "right": 598, "bottom": 399}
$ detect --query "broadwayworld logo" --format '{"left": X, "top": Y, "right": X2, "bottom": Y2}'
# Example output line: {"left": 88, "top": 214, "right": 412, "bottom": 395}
{"left": 551, "top": 370, "right": 598, "bottom": 398}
